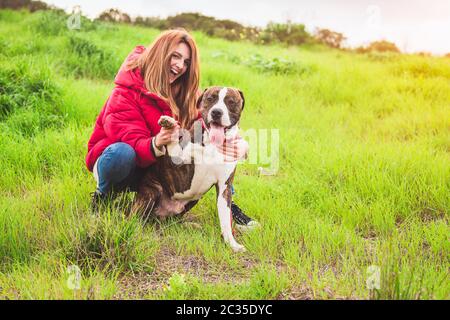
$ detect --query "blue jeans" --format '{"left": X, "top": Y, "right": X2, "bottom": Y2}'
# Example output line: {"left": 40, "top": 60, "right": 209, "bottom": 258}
{"left": 94, "top": 142, "right": 236, "bottom": 196}
{"left": 94, "top": 142, "right": 142, "bottom": 195}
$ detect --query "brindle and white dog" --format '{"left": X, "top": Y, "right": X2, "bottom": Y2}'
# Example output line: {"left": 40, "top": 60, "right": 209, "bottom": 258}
{"left": 132, "top": 86, "right": 247, "bottom": 252}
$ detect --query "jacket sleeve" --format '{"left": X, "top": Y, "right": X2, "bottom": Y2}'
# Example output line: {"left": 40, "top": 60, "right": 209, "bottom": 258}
{"left": 102, "top": 88, "right": 157, "bottom": 168}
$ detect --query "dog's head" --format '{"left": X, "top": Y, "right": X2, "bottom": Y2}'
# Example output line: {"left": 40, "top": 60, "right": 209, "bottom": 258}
{"left": 197, "top": 86, "right": 245, "bottom": 146}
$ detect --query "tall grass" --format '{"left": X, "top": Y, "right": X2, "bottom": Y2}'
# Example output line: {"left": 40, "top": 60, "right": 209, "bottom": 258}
{"left": 0, "top": 64, "right": 66, "bottom": 137}
{"left": 64, "top": 35, "right": 120, "bottom": 79}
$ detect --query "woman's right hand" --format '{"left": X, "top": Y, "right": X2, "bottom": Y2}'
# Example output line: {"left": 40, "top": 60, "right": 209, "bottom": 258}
{"left": 154, "top": 124, "right": 180, "bottom": 148}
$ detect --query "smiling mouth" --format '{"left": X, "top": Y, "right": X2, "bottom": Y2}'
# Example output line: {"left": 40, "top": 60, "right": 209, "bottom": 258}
{"left": 207, "top": 119, "right": 233, "bottom": 130}
{"left": 170, "top": 68, "right": 179, "bottom": 77}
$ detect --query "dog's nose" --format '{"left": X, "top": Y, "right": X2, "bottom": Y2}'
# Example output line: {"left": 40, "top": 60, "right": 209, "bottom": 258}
{"left": 211, "top": 109, "right": 223, "bottom": 120}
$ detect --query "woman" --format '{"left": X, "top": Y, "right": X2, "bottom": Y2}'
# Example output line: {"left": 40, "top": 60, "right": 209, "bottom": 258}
{"left": 85, "top": 29, "right": 257, "bottom": 229}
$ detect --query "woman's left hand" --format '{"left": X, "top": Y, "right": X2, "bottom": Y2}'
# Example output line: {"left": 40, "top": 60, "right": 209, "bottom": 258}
{"left": 216, "top": 136, "right": 249, "bottom": 162}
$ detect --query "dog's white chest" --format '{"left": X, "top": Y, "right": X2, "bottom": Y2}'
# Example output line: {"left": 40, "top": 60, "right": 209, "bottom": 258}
{"left": 172, "top": 145, "right": 236, "bottom": 200}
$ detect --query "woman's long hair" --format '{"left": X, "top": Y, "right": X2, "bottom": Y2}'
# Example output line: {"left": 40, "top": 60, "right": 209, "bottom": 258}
{"left": 127, "top": 29, "right": 200, "bottom": 129}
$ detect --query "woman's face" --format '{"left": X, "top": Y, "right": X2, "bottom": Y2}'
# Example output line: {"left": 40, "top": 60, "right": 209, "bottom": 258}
{"left": 169, "top": 42, "right": 191, "bottom": 84}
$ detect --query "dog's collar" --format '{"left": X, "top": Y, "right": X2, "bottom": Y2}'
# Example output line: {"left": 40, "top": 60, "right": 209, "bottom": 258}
{"left": 200, "top": 117, "right": 209, "bottom": 134}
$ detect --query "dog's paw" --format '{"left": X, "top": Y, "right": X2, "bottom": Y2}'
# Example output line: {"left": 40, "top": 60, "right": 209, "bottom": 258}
{"left": 231, "top": 243, "right": 247, "bottom": 253}
{"left": 158, "top": 116, "right": 177, "bottom": 129}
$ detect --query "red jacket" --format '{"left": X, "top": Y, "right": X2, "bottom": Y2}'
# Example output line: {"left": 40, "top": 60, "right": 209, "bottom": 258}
{"left": 85, "top": 46, "right": 174, "bottom": 171}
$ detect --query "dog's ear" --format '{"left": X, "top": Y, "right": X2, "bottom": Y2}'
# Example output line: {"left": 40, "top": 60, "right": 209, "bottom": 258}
{"left": 238, "top": 90, "right": 245, "bottom": 110}
{"left": 196, "top": 88, "right": 207, "bottom": 110}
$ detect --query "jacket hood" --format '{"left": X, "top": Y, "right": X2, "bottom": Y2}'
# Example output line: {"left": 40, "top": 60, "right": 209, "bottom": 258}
{"left": 114, "top": 45, "right": 171, "bottom": 113}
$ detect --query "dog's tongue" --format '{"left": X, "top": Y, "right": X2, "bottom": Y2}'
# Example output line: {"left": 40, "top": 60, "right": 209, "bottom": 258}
{"left": 209, "top": 123, "right": 225, "bottom": 146}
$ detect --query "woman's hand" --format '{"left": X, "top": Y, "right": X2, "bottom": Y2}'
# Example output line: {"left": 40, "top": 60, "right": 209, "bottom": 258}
{"left": 216, "top": 136, "right": 249, "bottom": 162}
{"left": 154, "top": 124, "right": 180, "bottom": 149}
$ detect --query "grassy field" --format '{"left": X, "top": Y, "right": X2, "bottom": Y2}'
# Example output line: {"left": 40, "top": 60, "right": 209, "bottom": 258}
{"left": 0, "top": 9, "right": 449, "bottom": 299}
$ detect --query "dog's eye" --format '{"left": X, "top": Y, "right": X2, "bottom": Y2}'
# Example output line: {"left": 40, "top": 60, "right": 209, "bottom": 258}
{"left": 206, "top": 95, "right": 216, "bottom": 102}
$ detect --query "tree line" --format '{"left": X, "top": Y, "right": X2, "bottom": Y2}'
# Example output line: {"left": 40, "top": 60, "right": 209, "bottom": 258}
{"left": 3, "top": 0, "right": 444, "bottom": 56}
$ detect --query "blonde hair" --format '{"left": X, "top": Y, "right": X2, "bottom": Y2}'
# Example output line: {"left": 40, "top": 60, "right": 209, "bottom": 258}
{"left": 127, "top": 29, "right": 200, "bottom": 128}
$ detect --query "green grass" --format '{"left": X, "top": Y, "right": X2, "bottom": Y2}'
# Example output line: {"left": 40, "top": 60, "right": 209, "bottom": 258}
{"left": 0, "top": 9, "right": 449, "bottom": 299}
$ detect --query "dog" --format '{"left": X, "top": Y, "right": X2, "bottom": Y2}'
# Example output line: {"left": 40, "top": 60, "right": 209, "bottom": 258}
{"left": 131, "top": 86, "right": 247, "bottom": 252}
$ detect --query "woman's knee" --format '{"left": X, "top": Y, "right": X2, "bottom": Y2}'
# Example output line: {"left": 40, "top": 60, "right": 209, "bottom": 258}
{"left": 98, "top": 142, "right": 136, "bottom": 178}
{"left": 110, "top": 142, "right": 136, "bottom": 165}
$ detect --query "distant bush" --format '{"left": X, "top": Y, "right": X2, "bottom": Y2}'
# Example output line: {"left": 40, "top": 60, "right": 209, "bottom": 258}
{"left": 167, "top": 12, "right": 213, "bottom": 31}
{"left": 27, "top": 0, "right": 48, "bottom": 12}
{"left": 314, "top": 28, "right": 346, "bottom": 49}
{"left": 0, "top": 0, "right": 50, "bottom": 11}
{"left": 368, "top": 40, "right": 401, "bottom": 53}
{"left": 96, "top": 8, "right": 131, "bottom": 24}
{"left": 356, "top": 40, "right": 400, "bottom": 54}
{"left": 259, "top": 22, "right": 311, "bottom": 45}
{"left": 0, "top": 62, "right": 66, "bottom": 136}
{"left": 65, "top": 36, "right": 120, "bottom": 79}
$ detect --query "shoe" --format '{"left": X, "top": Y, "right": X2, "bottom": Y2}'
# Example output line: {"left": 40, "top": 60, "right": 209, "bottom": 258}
{"left": 231, "top": 202, "right": 259, "bottom": 231}
{"left": 90, "top": 189, "right": 108, "bottom": 214}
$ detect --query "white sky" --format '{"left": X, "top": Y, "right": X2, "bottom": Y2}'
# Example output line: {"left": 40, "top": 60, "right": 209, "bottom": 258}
{"left": 43, "top": 0, "right": 450, "bottom": 55}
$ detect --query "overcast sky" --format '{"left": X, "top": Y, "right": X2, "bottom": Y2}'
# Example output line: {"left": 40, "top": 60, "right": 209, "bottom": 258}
{"left": 42, "top": 0, "right": 450, "bottom": 54}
